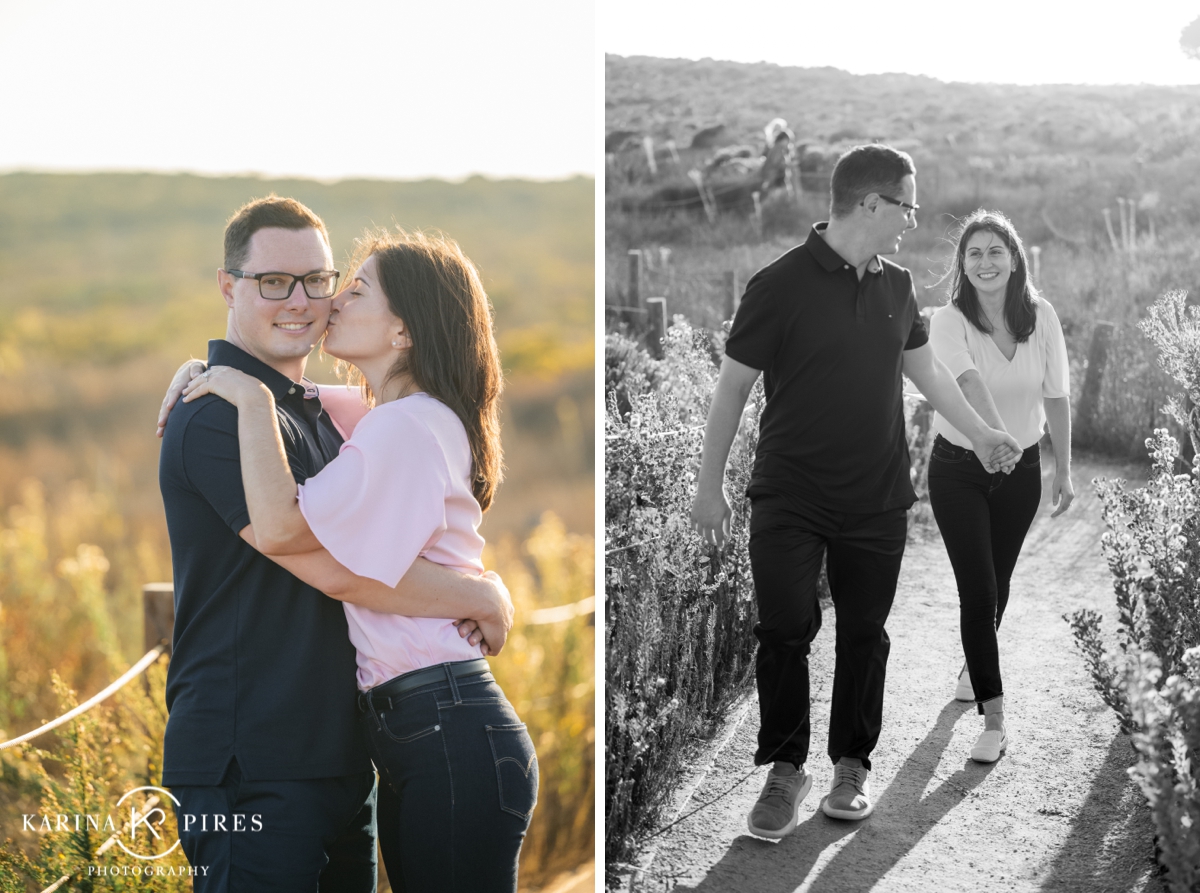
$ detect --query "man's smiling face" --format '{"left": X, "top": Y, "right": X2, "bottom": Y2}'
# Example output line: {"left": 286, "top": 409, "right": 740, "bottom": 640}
{"left": 220, "top": 227, "right": 334, "bottom": 374}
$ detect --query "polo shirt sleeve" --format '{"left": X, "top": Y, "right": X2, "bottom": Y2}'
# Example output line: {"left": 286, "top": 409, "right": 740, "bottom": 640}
{"left": 296, "top": 406, "right": 449, "bottom": 588}
{"left": 928, "top": 306, "right": 976, "bottom": 378}
{"left": 902, "top": 276, "right": 929, "bottom": 351}
{"left": 1039, "top": 300, "right": 1070, "bottom": 398}
{"left": 723, "top": 268, "right": 779, "bottom": 371}
{"left": 180, "top": 399, "right": 251, "bottom": 534}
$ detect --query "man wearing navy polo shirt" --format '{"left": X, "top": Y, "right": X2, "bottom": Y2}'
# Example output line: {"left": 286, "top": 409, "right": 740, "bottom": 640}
{"left": 159, "top": 197, "right": 507, "bottom": 890}
{"left": 690, "top": 145, "right": 1021, "bottom": 838}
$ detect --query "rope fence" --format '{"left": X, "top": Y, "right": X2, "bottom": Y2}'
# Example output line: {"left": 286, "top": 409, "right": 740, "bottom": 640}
{"left": 0, "top": 581, "right": 591, "bottom": 752}
{"left": 0, "top": 646, "right": 165, "bottom": 752}
{"left": 2, "top": 579, "right": 589, "bottom": 892}
{"left": 528, "top": 596, "right": 596, "bottom": 625}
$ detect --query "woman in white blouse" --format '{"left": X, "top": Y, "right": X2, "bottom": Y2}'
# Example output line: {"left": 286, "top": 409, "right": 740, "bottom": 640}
{"left": 927, "top": 209, "right": 1074, "bottom": 763}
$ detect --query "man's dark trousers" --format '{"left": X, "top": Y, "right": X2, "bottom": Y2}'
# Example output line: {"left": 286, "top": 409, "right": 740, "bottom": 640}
{"left": 749, "top": 494, "right": 908, "bottom": 771}
{"left": 172, "top": 759, "right": 377, "bottom": 892}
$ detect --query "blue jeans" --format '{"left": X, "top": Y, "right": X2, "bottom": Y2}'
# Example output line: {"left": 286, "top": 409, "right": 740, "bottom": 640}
{"left": 358, "top": 663, "right": 537, "bottom": 893}
{"left": 927, "top": 434, "right": 1043, "bottom": 710}
{"left": 172, "top": 759, "right": 377, "bottom": 892}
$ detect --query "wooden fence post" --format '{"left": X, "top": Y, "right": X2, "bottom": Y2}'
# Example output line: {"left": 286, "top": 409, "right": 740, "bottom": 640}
{"left": 143, "top": 583, "right": 175, "bottom": 657}
{"left": 1076, "top": 322, "right": 1114, "bottom": 442}
{"left": 627, "top": 250, "right": 642, "bottom": 309}
{"left": 646, "top": 297, "right": 667, "bottom": 358}
{"left": 723, "top": 271, "right": 737, "bottom": 322}
{"left": 642, "top": 136, "right": 657, "bottom": 177}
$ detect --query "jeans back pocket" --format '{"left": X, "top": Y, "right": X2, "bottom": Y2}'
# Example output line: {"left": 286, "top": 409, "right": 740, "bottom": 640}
{"left": 486, "top": 723, "right": 539, "bottom": 821}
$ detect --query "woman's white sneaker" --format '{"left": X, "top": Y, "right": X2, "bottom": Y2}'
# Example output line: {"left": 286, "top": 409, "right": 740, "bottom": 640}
{"left": 954, "top": 664, "right": 975, "bottom": 702}
{"left": 970, "top": 728, "right": 1008, "bottom": 763}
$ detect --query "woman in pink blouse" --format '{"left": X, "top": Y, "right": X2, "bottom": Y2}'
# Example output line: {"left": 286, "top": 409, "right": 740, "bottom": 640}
{"left": 179, "top": 231, "right": 536, "bottom": 892}
{"left": 927, "top": 209, "right": 1074, "bottom": 765}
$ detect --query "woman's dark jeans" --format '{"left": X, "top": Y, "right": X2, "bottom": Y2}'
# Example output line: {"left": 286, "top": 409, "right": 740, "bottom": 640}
{"left": 358, "top": 663, "right": 537, "bottom": 893}
{"left": 927, "top": 434, "right": 1042, "bottom": 712}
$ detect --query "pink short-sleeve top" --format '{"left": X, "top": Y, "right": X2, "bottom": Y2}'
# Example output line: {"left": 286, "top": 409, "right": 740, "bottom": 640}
{"left": 297, "top": 391, "right": 484, "bottom": 691}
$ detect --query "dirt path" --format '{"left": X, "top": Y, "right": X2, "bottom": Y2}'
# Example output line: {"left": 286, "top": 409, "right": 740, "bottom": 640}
{"left": 619, "top": 455, "right": 1161, "bottom": 893}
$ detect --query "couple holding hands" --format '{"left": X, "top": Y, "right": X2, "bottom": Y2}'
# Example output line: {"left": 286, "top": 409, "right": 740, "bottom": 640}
{"left": 690, "top": 144, "right": 1072, "bottom": 838}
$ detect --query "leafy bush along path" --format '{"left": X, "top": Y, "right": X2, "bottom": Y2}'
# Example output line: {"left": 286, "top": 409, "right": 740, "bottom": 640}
{"left": 620, "top": 455, "right": 1160, "bottom": 893}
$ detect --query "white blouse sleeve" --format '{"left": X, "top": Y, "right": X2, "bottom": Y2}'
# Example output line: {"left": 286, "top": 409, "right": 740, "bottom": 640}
{"left": 1039, "top": 300, "right": 1070, "bottom": 398}
{"left": 929, "top": 306, "right": 977, "bottom": 379}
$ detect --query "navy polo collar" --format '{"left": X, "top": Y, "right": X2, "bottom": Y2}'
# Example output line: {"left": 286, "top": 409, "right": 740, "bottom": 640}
{"left": 206, "top": 339, "right": 312, "bottom": 401}
{"left": 807, "top": 223, "right": 883, "bottom": 276}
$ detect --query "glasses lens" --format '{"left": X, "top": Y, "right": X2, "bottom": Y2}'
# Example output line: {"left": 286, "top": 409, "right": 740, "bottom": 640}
{"left": 258, "top": 274, "right": 296, "bottom": 300}
{"left": 303, "top": 272, "right": 338, "bottom": 299}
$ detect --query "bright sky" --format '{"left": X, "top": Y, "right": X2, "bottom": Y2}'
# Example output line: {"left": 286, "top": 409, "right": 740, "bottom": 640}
{"left": 602, "top": 1, "right": 1200, "bottom": 87}
{"left": 0, "top": 0, "right": 594, "bottom": 181}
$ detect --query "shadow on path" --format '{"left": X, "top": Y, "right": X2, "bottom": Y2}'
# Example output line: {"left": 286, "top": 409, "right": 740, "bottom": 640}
{"left": 676, "top": 700, "right": 996, "bottom": 892}
{"left": 1037, "top": 732, "right": 1158, "bottom": 893}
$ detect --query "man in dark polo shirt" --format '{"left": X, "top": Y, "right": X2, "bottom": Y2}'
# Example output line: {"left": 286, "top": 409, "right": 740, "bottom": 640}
{"left": 690, "top": 145, "right": 1021, "bottom": 838}
{"left": 159, "top": 196, "right": 508, "bottom": 890}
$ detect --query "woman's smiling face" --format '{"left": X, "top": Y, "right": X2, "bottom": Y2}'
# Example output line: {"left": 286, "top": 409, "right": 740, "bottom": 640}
{"left": 962, "top": 229, "right": 1014, "bottom": 299}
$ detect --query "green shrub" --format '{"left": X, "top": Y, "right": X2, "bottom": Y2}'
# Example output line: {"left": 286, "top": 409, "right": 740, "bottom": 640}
{"left": 605, "top": 320, "right": 762, "bottom": 865}
{"left": 1125, "top": 649, "right": 1200, "bottom": 893}
{"left": 0, "top": 662, "right": 190, "bottom": 892}
{"left": 604, "top": 331, "right": 665, "bottom": 419}
{"left": 1068, "top": 288, "right": 1200, "bottom": 888}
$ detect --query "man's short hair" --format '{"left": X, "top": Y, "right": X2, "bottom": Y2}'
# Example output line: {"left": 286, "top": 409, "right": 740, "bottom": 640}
{"left": 223, "top": 195, "right": 329, "bottom": 270}
{"left": 829, "top": 145, "right": 916, "bottom": 220}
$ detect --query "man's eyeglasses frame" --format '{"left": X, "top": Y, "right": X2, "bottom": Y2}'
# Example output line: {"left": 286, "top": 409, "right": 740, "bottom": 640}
{"left": 874, "top": 194, "right": 920, "bottom": 219}
{"left": 226, "top": 269, "right": 342, "bottom": 300}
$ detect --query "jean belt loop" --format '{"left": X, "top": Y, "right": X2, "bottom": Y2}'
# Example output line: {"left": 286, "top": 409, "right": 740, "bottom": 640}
{"left": 363, "top": 690, "right": 383, "bottom": 733}
{"left": 444, "top": 663, "right": 463, "bottom": 705}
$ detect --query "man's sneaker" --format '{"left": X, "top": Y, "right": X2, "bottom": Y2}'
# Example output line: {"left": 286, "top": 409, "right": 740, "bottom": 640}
{"left": 821, "top": 759, "right": 873, "bottom": 820}
{"left": 970, "top": 727, "right": 1008, "bottom": 763}
{"left": 954, "top": 663, "right": 975, "bottom": 702}
{"left": 747, "top": 762, "right": 813, "bottom": 839}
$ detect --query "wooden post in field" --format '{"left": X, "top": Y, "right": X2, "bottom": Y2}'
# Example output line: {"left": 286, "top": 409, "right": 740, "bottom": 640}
{"left": 143, "top": 583, "right": 175, "bottom": 657}
{"left": 642, "top": 136, "right": 658, "bottom": 177}
{"left": 1077, "top": 322, "right": 1114, "bottom": 442}
{"left": 723, "top": 271, "right": 738, "bottom": 322}
{"left": 627, "top": 250, "right": 642, "bottom": 310}
{"left": 646, "top": 297, "right": 667, "bottom": 359}
{"left": 1102, "top": 208, "right": 1119, "bottom": 253}
{"left": 665, "top": 139, "right": 681, "bottom": 169}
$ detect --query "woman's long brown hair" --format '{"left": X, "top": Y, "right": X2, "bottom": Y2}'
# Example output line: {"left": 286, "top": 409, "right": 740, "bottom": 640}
{"left": 343, "top": 229, "right": 504, "bottom": 510}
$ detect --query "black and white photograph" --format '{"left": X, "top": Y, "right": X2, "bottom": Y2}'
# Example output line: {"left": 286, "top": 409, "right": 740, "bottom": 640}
{"left": 603, "top": 3, "right": 1200, "bottom": 891}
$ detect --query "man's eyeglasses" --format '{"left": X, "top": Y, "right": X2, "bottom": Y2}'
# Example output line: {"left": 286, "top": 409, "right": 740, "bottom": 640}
{"left": 876, "top": 194, "right": 920, "bottom": 219}
{"left": 227, "top": 269, "right": 341, "bottom": 300}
